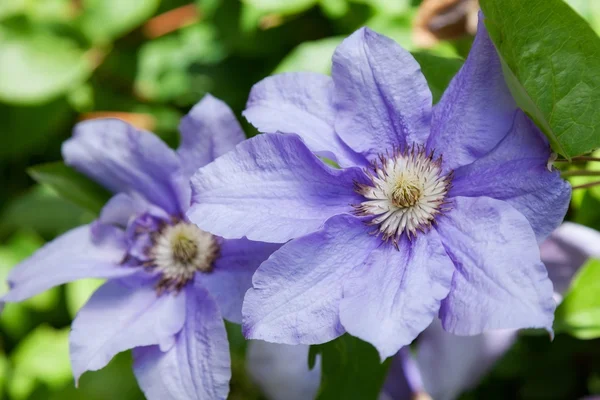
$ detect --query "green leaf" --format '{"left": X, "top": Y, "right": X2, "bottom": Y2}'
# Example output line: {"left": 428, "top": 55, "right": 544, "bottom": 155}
{"left": 555, "top": 259, "right": 600, "bottom": 339}
{"left": 0, "top": 98, "right": 72, "bottom": 159}
{"left": 274, "top": 37, "right": 343, "bottom": 74}
{"left": 0, "top": 24, "right": 94, "bottom": 105}
{"left": 480, "top": 0, "right": 600, "bottom": 158}
{"left": 78, "top": 0, "right": 160, "bottom": 44}
{"left": 243, "top": 0, "right": 318, "bottom": 15}
{"left": 28, "top": 162, "right": 111, "bottom": 215}
{"left": 412, "top": 51, "right": 463, "bottom": 103}
{"left": 9, "top": 325, "right": 71, "bottom": 400}
{"left": 319, "top": 0, "right": 348, "bottom": 18}
{"left": 310, "top": 334, "right": 391, "bottom": 400}
{"left": 135, "top": 23, "right": 227, "bottom": 104}
{"left": 66, "top": 278, "right": 104, "bottom": 318}
{"left": 0, "top": 185, "right": 95, "bottom": 237}
{"left": 359, "top": 0, "right": 410, "bottom": 16}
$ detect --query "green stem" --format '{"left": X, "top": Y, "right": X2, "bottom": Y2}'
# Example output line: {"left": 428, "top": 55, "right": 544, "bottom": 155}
{"left": 572, "top": 180, "right": 600, "bottom": 190}
{"left": 555, "top": 156, "right": 600, "bottom": 163}
{"left": 562, "top": 170, "right": 600, "bottom": 177}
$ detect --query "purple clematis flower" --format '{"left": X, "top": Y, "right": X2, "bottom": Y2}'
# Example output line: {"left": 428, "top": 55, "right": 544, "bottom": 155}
{"left": 1, "top": 95, "right": 278, "bottom": 400}
{"left": 246, "top": 221, "right": 600, "bottom": 400}
{"left": 414, "top": 221, "right": 600, "bottom": 400}
{"left": 187, "top": 15, "right": 571, "bottom": 360}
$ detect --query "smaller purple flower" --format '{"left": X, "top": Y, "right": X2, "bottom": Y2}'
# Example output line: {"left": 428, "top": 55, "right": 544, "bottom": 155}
{"left": 1, "top": 95, "right": 278, "bottom": 400}
{"left": 187, "top": 14, "right": 571, "bottom": 359}
{"left": 246, "top": 222, "right": 600, "bottom": 400}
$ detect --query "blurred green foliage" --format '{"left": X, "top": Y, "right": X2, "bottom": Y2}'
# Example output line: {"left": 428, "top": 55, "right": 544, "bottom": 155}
{"left": 1, "top": 0, "right": 600, "bottom": 399}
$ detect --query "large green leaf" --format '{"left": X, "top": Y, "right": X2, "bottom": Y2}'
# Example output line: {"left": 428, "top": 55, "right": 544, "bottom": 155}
{"left": 0, "top": 25, "right": 94, "bottom": 105}
{"left": 309, "top": 334, "right": 391, "bottom": 400}
{"left": 28, "top": 162, "right": 111, "bottom": 215}
{"left": 78, "top": 0, "right": 160, "bottom": 44}
{"left": 555, "top": 259, "right": 600, "bottom": 339}
{"left": 480, "top": 0, "right": 600, "bottom": 158}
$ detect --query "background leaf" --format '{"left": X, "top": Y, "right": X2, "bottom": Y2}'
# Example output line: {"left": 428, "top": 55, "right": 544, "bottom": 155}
{"left": 309, "top": 334, "right": 391, "bottom": 400}
{"left": 243, "top": 0, "right": 318, "bottom": 16}
{"left": 0, "top": 24, "right": 94, "bottom": 105}
{"left": 555, "top": 259, "right": 600, "bottom": 339}
{"left": 78, "top": 0, "right": 161, "bottom": 44}
{"left": 28, "top": 162, "right": 111, "bottom": 215}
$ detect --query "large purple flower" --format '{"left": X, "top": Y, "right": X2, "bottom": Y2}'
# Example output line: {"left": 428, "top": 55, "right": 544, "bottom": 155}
{"left": 245, "top": 222, "right": 600, "bottom": 400}
{"left": 187, "top": 18, "right": 571, "bottom": 359}
{"left": 1, "top": 95, "right": 278, "bottom": 400}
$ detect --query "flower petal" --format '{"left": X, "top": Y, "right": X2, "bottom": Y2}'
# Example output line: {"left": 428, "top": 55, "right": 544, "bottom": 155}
{"left": 98, "top": 193, "right": 147, "bottom": 228}
{"left": 242, "top": 214, "right": 378, "bottom": 344}
{"left": 188, "top": 133, "right": 367, "bottom": 243}
{"left": 382, "top": 348, "right": 425, "bottom": 400}
{"left": 427, "top": 14, "right": 516, "bottom": 172}
{"left": 195, "top": 238, "right": 280, "bottom": 324}
{"left": 437, "top": 196, "right": 556, "bottom": 335}
{"left": 332, "top": 28, "right": 432, "bottom": 159}
{"left": 70, "top": 278, "right": 186, "bottom": 382}
{"left": 416, "top": 319, "right": 516, "bottom": 400}
{"left": 178, "top": 94, "right": 246, "bottom": 179}
{"left": 339, "top": 230, "right": 454, "bottom": 359}
{"left": 3, "top": 224, "right": 132, "bottom": 303}
{"left": 243, "top": 72, "right": 365, "bottom": 167}
{"left": 132, "top": 285, "right": 230, "bottom": 400}
{"left": 542, "top": 222, "right": 600, "bottom": 296}
{"left": 246, "top": 341, "right": 321, "bottom": 400}
{"left": 450, "top": 111, "right": 571, "bottom": 242}
{"left": 63, "top": 119, "right": 182, "bottom": 215}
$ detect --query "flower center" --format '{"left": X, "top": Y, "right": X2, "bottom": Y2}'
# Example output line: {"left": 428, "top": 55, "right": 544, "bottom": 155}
{"left": 391, "top": 175, "right": 423, "bottom": 208}
{"left": 151, "top": 222, "right": 219, "bottom": 292}
{"left": 353, "top": 146, "right": 452, "bottom": 245}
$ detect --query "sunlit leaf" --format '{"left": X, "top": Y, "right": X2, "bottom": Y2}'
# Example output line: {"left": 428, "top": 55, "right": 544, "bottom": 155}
{"left": 565, "top": 0, "right": 600, "bottom": 34}
{"left": 555, "top": 259, "right": 600, "bottom": 339}
{"left": 243, "top": 0, "right": 318, "bottom": 15}
{"left": 9, "top": 325, "right": 71, "bottom": 400}
{"left": 0, "top": 25, "right": 94, "bottom": 105}
{"left": 78, "top": 0, "right": 161, "bottom": 44}
{"left": 319, "top": 0, "right": 348, "bottom": 18}
{"left": 274, "top": 37, "right": 343, "bottom": 74}
{"left": 66, "top": 278, "right": 104, "bottom": 318}
{"left": 481, "top": 0, "right": 600, "bottom": 157}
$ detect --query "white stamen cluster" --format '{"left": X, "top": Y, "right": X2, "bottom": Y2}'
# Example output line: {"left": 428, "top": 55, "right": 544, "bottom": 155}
{"left": 150, "top": 222, "right": 218, "bottom": 292}
{"left": 354, "top": 146, "right": 452, "bottom": 245}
